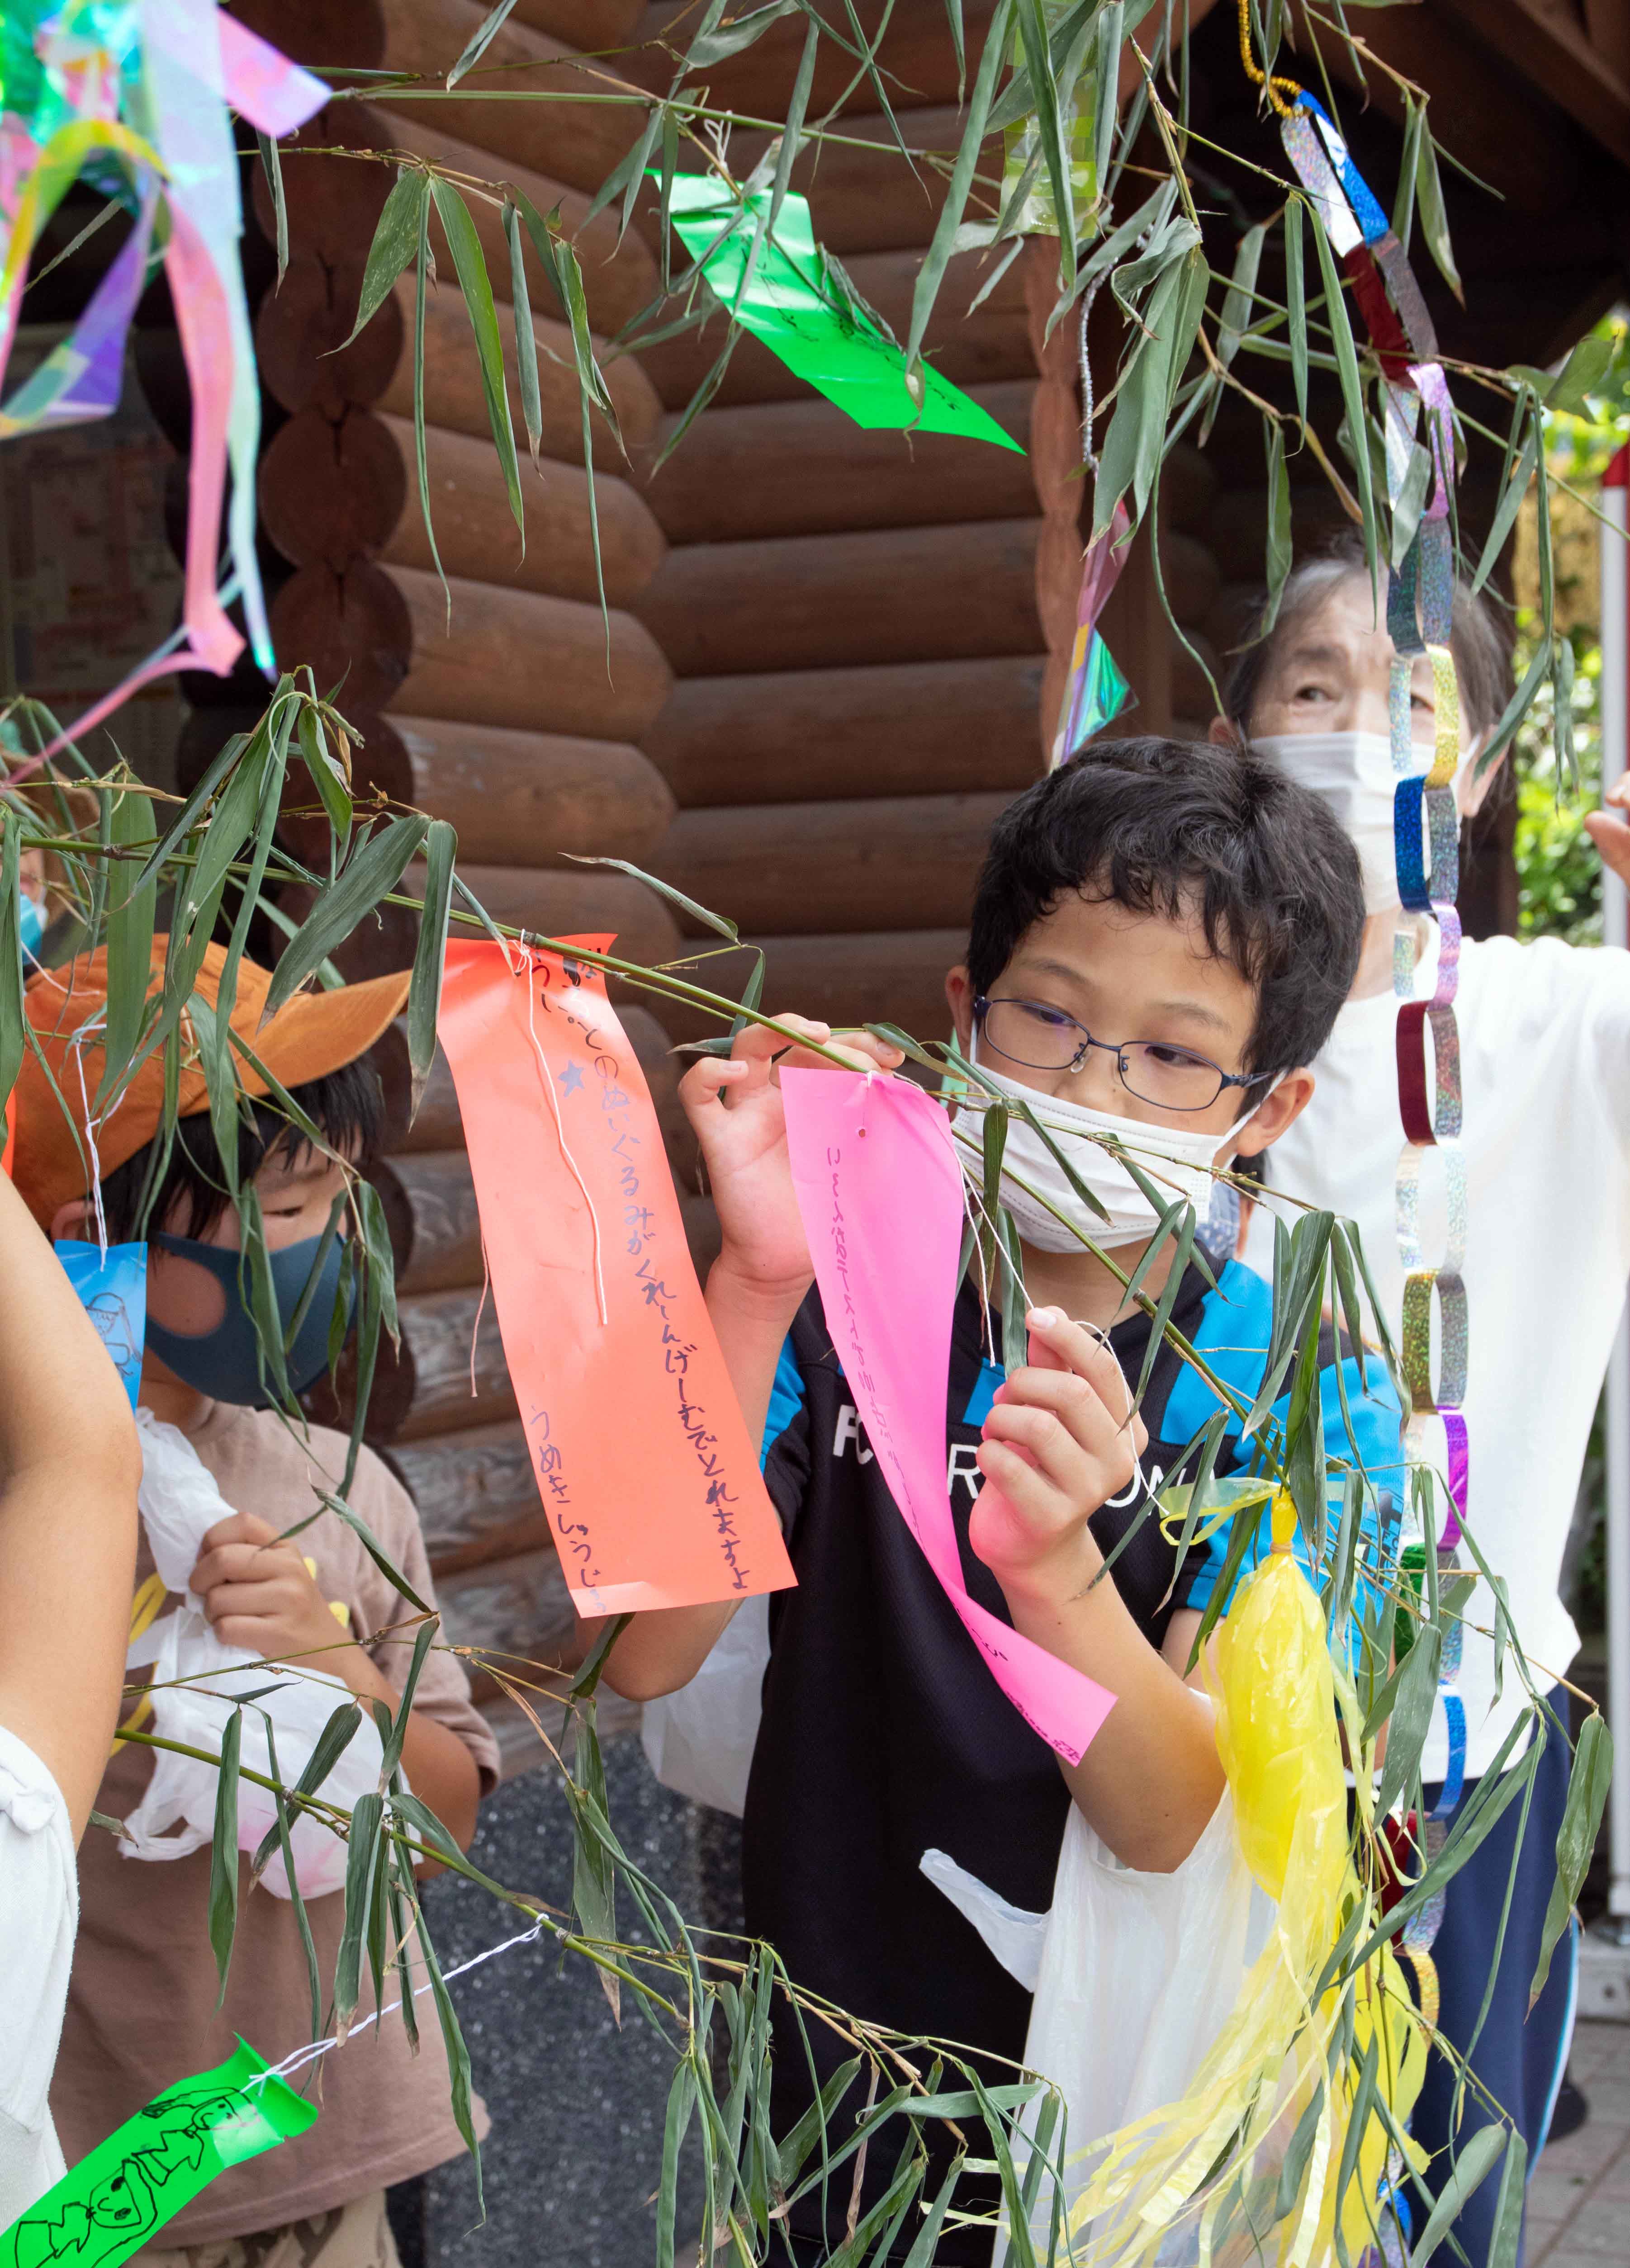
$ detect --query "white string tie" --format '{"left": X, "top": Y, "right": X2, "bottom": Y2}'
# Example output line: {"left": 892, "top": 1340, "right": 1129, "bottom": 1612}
{"left": 506, "top": 942, "right": 607, "bottom": 1328}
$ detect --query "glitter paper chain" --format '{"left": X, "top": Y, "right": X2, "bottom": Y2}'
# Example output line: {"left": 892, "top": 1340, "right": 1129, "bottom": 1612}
{"left": 1266, "top": 57, "right": 1474, "bottom": 2255}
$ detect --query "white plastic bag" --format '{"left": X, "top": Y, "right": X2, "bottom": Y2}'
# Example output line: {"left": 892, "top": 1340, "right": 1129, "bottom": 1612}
{"left": 123, "top": 1410, "right": 387, "bottom": 1899}
{"left": 924, "top": 1787, "right": 1272, "bottom": 2265}
{"left": 640, "top": 1593, "right": 769, "bottom": 1817}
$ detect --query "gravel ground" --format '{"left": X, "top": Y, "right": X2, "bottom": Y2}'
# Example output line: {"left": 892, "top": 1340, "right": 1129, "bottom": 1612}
{"left": 415, "top": 1735, "right": 740, "bottom": 2268}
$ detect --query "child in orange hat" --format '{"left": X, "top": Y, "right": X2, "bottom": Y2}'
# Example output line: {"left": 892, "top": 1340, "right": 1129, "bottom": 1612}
{"left": 19, "top": 940, "right": 498, "bottom": 2268}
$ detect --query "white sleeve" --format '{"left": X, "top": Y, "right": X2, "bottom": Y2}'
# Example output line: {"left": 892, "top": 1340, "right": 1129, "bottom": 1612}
{"left": 0, "top": 1724, "right": 77, "bottom": 2222}
{"left": 1577, "top": 942, "right": 1630, "bottom": 1143}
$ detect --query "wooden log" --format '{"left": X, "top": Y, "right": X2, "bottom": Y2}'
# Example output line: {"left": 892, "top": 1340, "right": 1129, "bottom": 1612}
{"left": 255, "top": 249, "right": 404, "bottom": 416}
{"left": 510, "top": 0, "right": 645, "bottom": 43}
{"left": 258, "top": 407, "right": 409, "bottom": 572}
{"left": 387, "top": 564, "right": 672, "bottom": 740}
{"left": 390, "top": 713, "right": 674, "bottom": 865}
{"left": 248, "top": 103, "right": 393, "bottom": 261}
{"left": 1162, "top": 444, "right": 1220, "bottom": 535}
{"left": 434, "top": 1546, "right": 581, "bottom": 1681}
{"left": 633, "top": 242, "right": 1034, "bottom": 410}
{"left": 621, "top": 1, "right": 1000, "bottom": 112}
{"left": 385, "top": 1150, "right": 485, "bottom": 1295}
{"left": 1162, "top": 530, "right": 1222, "bottom": 631}
{"left": 378, "top": 113, "right": 657, "bottom": 340}
{"left": 388, "top": 1029, "right": 465, "bottom": 1153}
{"left": 385, "top": 1000, "right": 689, "bottom": 1164}
{"left": 377, "top": 274, "right": 659, "bottom": 467}
{"left": 642, "top": 382, "right": 1034, "bottom": 544}
{"left": 375, "top": 0, "right": 640, "bottom": 198}
{"left": 386, "top": 1420, "right": 553, "bottom": 1573}
{"left": 375, "top": 413, "right": 667, "bottom": 609}
{"left": 390, "top": 1284, "right": 516, "bottom": 1441}
{"left": 270, "top": 561, "right": 413, "bottom": 715}
{"left": 645, "top": 655, "right": 1047, "bottom": 808}
{"left": 415, "top": 862, "right": 685, "bottom": 972}
{"left": 751, "top": 929, "right": 965, "bottom": 1043}
{"left": 229, "top": 0, "right": 385, "bottom": 71}
{"left": 658, "top": 793, "right": 1014, "bottom": 937}
{"left": 720, "top": 107, "right": 996, "bottom": 257}
{"left": 638, "top": 520, "right": 1046, "bottom": 677}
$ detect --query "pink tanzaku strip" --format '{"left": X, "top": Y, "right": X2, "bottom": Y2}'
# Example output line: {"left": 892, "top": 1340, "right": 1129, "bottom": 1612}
{"left": 781, "top": 1067, "right": 1117, "bottom": 1766}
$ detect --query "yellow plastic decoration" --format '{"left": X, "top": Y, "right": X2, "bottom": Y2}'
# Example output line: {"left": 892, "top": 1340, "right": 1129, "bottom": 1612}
{"left": 1054, "top": 1492, "right": 1427, "bottom": 2266}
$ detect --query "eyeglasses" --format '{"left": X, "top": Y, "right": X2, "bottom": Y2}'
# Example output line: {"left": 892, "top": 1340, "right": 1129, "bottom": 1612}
{"left": 974, "top": 996, "right": 1270, "bottom": 1114}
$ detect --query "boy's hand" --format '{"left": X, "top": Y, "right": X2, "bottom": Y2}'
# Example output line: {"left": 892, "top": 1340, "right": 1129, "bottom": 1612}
{"left": 1585, "top": 770, "right": 1630, "bottom": 888}
{"left": 969, "top": 1308, "right": 1147, "bottom": 1601}
{"left": 680, "top": 1017, "right": 902, "bottom": 1306}
{"left": 190, "top": 1512, "right": 355, "bottom": 1667}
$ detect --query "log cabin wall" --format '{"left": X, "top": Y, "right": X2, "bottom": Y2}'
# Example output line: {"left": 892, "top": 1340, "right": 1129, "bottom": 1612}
{"left": 226, "top": 0, "right": 698, "bottom": 1756}
{"left": 629, "top": 2, "right": 1062, "bottom": 1052}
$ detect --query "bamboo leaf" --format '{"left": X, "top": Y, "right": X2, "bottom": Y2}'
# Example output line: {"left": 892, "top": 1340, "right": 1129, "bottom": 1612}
{"left": 429, "top": 179, "right": 523, "bottom": 546}
{"left": 415, "top": 1907, "right": 484, "bottom": 2216}
{"left": 565, "top": 850, "right": 736, "bottom": 943}
{"left": 256, "top": 131, "right": 289, "bottom": 288}
{"left": 447, "top": 0, "right": 521, "bottom": 87}
{"left": 1470, "top": 417, "right": 1539, "bottom": 597}
{"left": 1554, "top": 633, "right": 1577, "bottom": 788}
{"left": 409, "top": 818, "right": 456, "bottom": 1125}
{"left": 334, "top": 1789, "right": 384, "bottom": 2042}
{"left": 1393, "top": 97, "right": 1422, "bottom": 251}
{"left": 248, "top": 1699, "right": 364, "bottom": 1881}
{"left": 1263, "top": 418, "right": 1291, "bottom": 631}
{"left": 1531, "top": 1711, "right": 1612, "bottom": 2008}
{"left": 1216, "top": 222, "right": 1265, "bottom": 374}
{"left": 412, "top": 188, "right": 450, "bottom": 621}
{"left": 297, "top": 704, "right": 353, "bottom": 849}
{"left": 207, "top": 1708, "right": 242, "bottom": 2005}
{"left": 379, "top": 1618, "right": 440, "bottom": 1784}
{"left": 504, "top": 200, "right": 543, "bottom": 470}
{"left": 1309, "top": 202, "right": 1378, "bottom": 588}
{"left": 1409, "top": 2123, "right": 1507, "bottom": 2264}
{"left": 337, "top": 169, "right": 427, "bottom": 352}
{"left": 0, "top": 819, "right": 25, "bottom": 1119}
{"left": 1487, "top": 2130, "right": 1528, "bottom": 2268}
{"left": 905, "top": 0, "right": 1013, "bottom": 376}
{"left": 656, "top": 2061, "right": 697, "bottom": 2268}
{"left": 263, "top": 815, "right": 430, "bottom": 1019}
{"left": 1284, "top": 195, "right": 1307, "bottom": 426}
{"left": 1415, "top": 128, "right": 1463, "bottom": 305}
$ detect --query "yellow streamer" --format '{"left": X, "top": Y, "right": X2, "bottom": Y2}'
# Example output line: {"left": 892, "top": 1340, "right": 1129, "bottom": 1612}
{"left": 1054, "top": 1491, "right": 1427, "bottom": 2264}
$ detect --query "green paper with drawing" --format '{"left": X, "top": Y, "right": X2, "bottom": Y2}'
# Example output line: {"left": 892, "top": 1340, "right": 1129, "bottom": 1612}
{"left": 2, "top": 2041, "right": 316, "bottom": 2266}
{"left": 664, "top": 178, "right": 1023, "bottom": 451}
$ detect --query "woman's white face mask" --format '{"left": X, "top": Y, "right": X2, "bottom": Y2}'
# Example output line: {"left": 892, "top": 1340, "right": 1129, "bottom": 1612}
{"left": 1251, "top": 731, "right": 1485, "bottom": 917}
{"left": 952, "top": 1041, "right": 1275, "bottom": 1252}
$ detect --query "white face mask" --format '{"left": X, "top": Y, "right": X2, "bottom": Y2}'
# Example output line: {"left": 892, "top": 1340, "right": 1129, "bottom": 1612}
{"left": 1251, "top": 729, "right": 1482, "bottom": 918}
{"left": 952, "top": 1044, "right": 1269, "bottom": 1252}
{"left": 1251, "top": 732, "right": 1405, "bottom": 915}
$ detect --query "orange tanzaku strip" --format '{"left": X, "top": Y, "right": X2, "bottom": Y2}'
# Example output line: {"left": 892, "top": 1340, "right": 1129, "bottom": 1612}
{"left": 438, "top": 937, "right": 795, "bottom": 1615}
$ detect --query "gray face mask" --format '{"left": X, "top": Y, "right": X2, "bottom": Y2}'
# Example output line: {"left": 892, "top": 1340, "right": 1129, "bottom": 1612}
{"left": 145, "top": 1231, "right": 350, "bottom": 1404}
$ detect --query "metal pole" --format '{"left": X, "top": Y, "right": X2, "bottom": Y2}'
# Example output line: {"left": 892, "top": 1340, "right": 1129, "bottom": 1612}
{"left": 1601, "top": 469, "right": 1630, "bottom": 1936}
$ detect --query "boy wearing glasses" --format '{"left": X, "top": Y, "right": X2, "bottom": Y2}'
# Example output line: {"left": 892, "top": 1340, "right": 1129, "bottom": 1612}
{"left": 606, "top": 737, "right": 1400, "bottom": 2264}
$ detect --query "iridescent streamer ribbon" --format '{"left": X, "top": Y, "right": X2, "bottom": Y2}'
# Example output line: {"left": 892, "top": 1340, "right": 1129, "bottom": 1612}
{"left": 0, "top": 2, "right": 325, "bottom": 770}
{"left": 1052, "top": 502, "right": 1133, "bottom": 766}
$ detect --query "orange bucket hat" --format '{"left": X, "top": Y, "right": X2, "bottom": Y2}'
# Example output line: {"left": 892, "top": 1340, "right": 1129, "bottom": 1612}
{"left": 13, "top": 937, "right": 411, "bottom": 1230}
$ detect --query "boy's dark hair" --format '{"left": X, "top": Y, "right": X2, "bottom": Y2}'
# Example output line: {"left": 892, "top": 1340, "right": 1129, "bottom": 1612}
{"left": 1222, "top": 528, "right": 1514, "bottom": 738}
{"left": 98, "top": 1058, "right": 384, "bottom": 1243}
{"left": 966, "top": 736, "right": 1365, "bottom": 1085}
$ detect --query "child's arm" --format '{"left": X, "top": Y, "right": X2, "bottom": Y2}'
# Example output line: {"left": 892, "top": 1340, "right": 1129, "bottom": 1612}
{"left": 0, "top": 1169, "right": 142, "bottom": 1839}
{"left": 600, "top": 1017, "right": 902, "bottom": 1703}
{"left": 191, "top": 1513, "right": 479, "bottom": 1867}
{"left": 972, "top": 1308, "right": 1224, "bottom": 1874}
